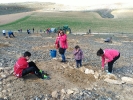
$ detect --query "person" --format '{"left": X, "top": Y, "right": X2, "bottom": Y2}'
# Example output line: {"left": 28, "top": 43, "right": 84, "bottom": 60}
{"left": 8, "top": 31, "right": 15, "bottom": 38}
{"left": 55, "top": 29, "right": 68, "bottom": 62}
{"left": 104, "top": 37, "right": 112, "bottom": 43}
{"left": 97, "top": 48, "right": 120, "bottom": 74}
{"left": 27, "top": 29, "right": 30, "bottom": 34}
{"left": 13, "top": 51, "right": 50, "bottom": 79}
{"left": 73, "top": 45, "right": 83, "bottom": 68}
{"left": 33, "top": 28, "right": 34, "bottom": 33}
{"left": 2, "top": 30, "right": 6, "bottom": 37}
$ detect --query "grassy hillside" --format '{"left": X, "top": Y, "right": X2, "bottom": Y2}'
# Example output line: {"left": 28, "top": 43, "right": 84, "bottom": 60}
{"left": 0, "top": 11, "right": 133, "bottom": 33}
{"left": 0, "top": 2, "right": 54, "bottom": 15}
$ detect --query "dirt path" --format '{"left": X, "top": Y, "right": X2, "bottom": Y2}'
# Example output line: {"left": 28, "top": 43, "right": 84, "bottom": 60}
{"left": 0, "top": 11, "right": 33, "bottom": 25}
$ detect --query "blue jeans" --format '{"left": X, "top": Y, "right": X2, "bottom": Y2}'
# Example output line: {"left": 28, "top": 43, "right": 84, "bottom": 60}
{"left": 76, "top": 60, "right": 82, "bottom": 68}
{"left": 61, "top": 49, "right": 66, "bottom": 61}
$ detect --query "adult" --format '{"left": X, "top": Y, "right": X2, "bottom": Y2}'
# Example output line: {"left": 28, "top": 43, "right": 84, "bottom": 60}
{"left": 2, "top": 30, "right": 6, "bottom": 37}
{"left": 33, "top": 28, "right": 34, "bottom": 33}
{"left": 55, "top": 29, "right": 68, "bottom": 62}
{"left": 8, "top": 31, "right": 15, "bottom": 38}
{"left": 97, "top": 48, "right": 120, "bottom": 74}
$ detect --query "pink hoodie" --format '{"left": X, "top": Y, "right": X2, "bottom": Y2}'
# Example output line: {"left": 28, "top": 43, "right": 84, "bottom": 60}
{"left": 101, "top": 49, "right": 119, "bottom": 68}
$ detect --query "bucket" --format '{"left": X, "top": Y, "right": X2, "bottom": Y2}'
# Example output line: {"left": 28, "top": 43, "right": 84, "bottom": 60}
{"left": 50, "top": 50, "right": 57, "bottom": 58}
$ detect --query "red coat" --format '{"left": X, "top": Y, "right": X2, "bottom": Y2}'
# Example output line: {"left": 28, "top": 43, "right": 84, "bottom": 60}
{"left": 55, "top": 34, "right": 68, "bottom": 49}
{"left": 59, "top": 34, "right": 68, "bottom": 49}
{"left": 14, "top": 57, "right": 29, "bottom": 78}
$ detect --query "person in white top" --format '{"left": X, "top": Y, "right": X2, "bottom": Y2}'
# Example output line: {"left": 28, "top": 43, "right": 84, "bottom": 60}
{"left": 2, "top": 30, "right": 6, "bottom": 36}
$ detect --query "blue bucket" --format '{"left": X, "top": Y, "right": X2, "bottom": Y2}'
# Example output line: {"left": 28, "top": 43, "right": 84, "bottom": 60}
{"left": 50, "top": 50, "right": 57, "bottom": 58}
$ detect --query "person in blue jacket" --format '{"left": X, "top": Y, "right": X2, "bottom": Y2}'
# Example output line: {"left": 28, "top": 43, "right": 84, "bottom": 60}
{"left": 8, "top": 31, "right": 15, "bottom": 38}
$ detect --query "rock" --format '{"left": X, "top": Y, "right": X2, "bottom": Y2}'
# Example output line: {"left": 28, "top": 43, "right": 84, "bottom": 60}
{"left": 61, "top": 89, "right": 66, "bottom": 94}
{"left": 104, "top": 78, "right": 124, "bottom": 84}
{"left": 0, "top": 82, "right": 2, "bottom": 85}
{"left": 79, "top": 66, "right": 86, "bottom": 73}
{"left": 85, "top": 69, "right": 94, "bottom": 74}
{"left": 2, "top": 90, "right": 7, "bottom": 93}
{"left": 94, "top": 71, "right": 100, "bottom": 79}
{"left": 100, "top": 74, "right": 117, "bottom": 80}
{"left": 51, "top": 90, "right": 58, "bottom": 98}
{"left": 121, "top": 77, "right": 133, "bottom": 84}
{"left": 1, "top": 74, "right": 6, "bottom": 78}
{"left": 67, "top": 89, "right": 74, "bottom": 95}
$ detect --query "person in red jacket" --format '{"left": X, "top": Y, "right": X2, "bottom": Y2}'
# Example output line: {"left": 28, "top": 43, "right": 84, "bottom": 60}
{"left": 55, "top": 29, "right": 68, "bottom": 62}
{"left": 14, "top": 51, "right": 49, "bottom": 79}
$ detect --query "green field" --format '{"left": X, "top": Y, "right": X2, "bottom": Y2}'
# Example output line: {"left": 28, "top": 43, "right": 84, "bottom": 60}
{"left": 0, "top": 11, "right": 133, "bottom": 33}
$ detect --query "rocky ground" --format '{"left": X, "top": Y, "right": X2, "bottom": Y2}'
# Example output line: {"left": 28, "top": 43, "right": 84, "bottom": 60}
{"left": 1, "top": 32, "right": 133, "bottom": 100}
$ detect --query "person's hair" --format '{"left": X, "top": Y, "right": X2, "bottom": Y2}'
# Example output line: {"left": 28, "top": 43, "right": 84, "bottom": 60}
{"left": 23, "top": 51, "right": 31, "bottom": 57}
{"left": 97, "top": 48, "right": 104, "bottom": 56}
{"left": 75, "top": 45, "right": 80, "bottom": 49}
{"left": 59, "top": 29, "right": 64, "bottom": 34}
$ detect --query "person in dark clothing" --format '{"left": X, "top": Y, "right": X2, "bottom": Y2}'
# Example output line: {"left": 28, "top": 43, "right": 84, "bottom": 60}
{"left": 33, "top": 28, "right": 34, "bottom": 33}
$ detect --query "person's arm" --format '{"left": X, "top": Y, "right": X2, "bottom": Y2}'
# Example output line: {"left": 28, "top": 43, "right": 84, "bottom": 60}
{"left": 101, "top": 56, "right": 105, "bottom": 68}
{"left": 73, "top": 50, "right": 78, "bottom": 55}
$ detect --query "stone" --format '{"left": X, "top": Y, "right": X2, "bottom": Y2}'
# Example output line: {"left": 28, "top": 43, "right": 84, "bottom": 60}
{"left": 85, "top": 69, "right": 94, "bottom": 74}
{"left": 121, "top": 77, "right": 133, "bottom": 84}
{"left": 51, "top": 90, "right": 58, "bottom": 98}
{"left": 67, "top": 89, "right": 74, "bottom": 95}
{"left": 1, "top": 74, "right": 6, "bottom": 78}
{"left": 79, "top": 66, "right": 86, "bottom": 73}
{"left": 2, "top": 90, "right": 7, "bottom": 93}
{"left": 104, "top": 78, "right": 123, "bottom": 85}
{"left": 94, "top": 71, "right": 100, "bottom": 79}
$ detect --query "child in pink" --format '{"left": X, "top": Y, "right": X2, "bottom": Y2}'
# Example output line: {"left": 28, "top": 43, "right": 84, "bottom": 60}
{"left": 97, "top": 48, "right": 120, "bottom": 73}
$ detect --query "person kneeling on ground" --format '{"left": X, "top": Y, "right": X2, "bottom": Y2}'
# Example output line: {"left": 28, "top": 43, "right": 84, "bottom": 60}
{"left": 104, "top": 37, "right": 112, "bottom": 43}
{"left": 13, "top": 51, "right": 50, "bottom": 79}
{"left": 97, "top": 48, "right": 120, "bottom": 74}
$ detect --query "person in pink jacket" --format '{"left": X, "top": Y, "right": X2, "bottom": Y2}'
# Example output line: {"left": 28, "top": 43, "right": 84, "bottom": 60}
{"left": 97, "top": 48, "right": 120, "bottom": 73}
{"left": 55, "top": 29, "right": 68, "bottom": 62}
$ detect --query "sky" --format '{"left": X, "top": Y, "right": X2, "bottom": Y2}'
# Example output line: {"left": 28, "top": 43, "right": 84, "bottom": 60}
{"left": 0, "top": 0, "right": 132, "bottom": 6}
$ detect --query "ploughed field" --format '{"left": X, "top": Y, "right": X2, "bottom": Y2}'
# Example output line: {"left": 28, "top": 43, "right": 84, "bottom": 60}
{"left": 0, "top": 32, "right": 133, "bottom": 100}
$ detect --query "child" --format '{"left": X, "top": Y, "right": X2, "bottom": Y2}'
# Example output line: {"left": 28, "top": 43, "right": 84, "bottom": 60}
{"left": 73, "top": 45, "right": 83, "bottom": 68}
{"left": 14, "top": 51, "right": 50, "bottom": 79}
{"left": 97, "top": 48, "right": 120, "bottom": 74}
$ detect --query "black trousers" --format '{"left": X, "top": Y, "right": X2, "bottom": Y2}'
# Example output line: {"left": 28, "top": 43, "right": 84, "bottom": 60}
{"left": 76, "top": 60, "right": 82, "bottom": 68}
{"left": 108, "top": 53, "right": 120, "bottom": 73}
{"left": 22, "top": 61, "right": 42, "bottom": 78}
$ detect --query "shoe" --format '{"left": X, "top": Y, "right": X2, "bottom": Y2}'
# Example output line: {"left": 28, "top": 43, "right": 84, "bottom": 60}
{"left": 107, "top": 72, "right": 111, "bottom": 75}
{"left": 60, "top": 60, "right": 66, "bottom": 63}
{"left": 42, "top": 74, "right": 50, "bottom": 80}
{"left": 40, "top": 70, "right": 49, "bottom": 76}
{"left": 106, "top": 70, "right": 113, "bottom": 74}
{"left": 39, "top": 70, "right": 44, "bottom": 74}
